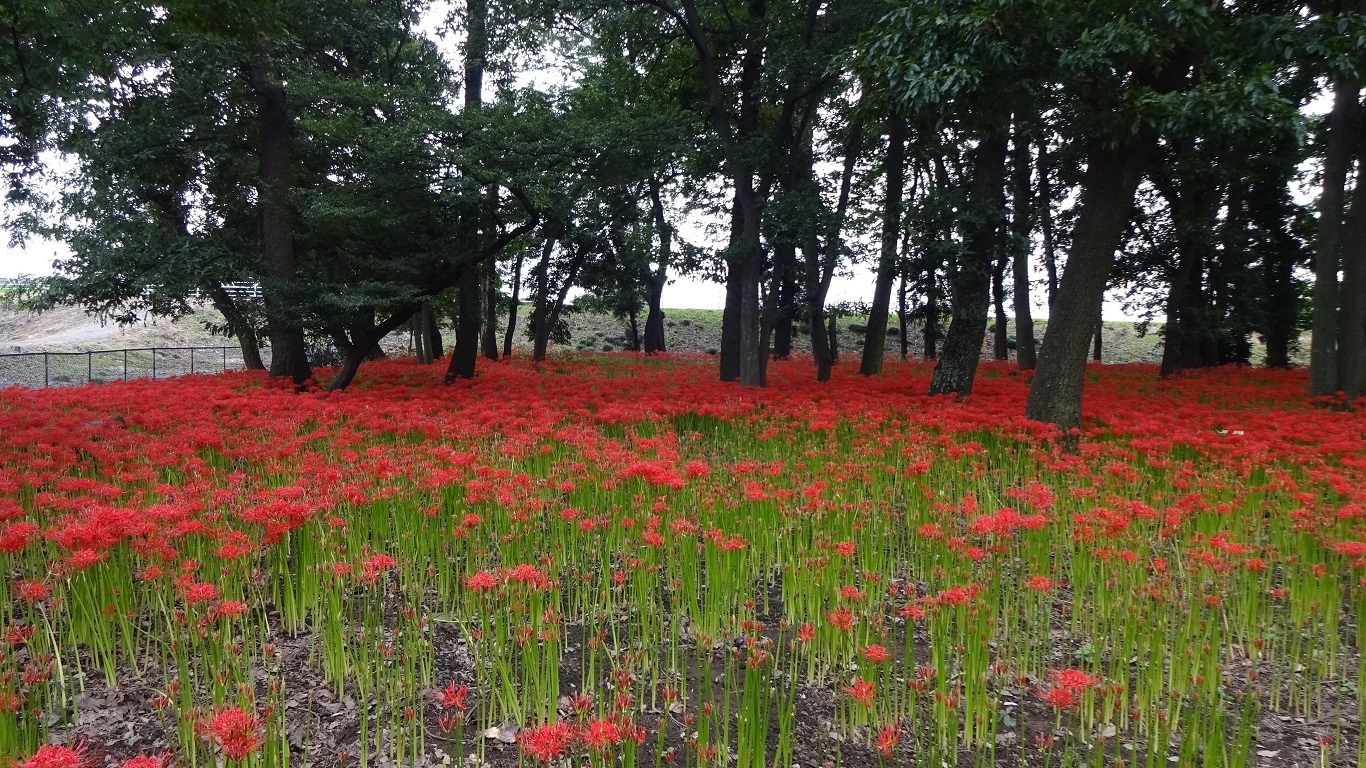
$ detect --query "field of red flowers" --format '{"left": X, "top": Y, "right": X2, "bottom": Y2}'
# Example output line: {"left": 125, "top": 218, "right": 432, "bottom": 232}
{"left": 0, "top": 355, "right": 1361, "bottom": 768}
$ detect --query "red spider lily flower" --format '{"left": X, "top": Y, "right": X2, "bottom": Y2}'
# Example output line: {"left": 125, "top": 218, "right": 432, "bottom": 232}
{"left": 119, "top": 755, "right": 170, "bottom": 768}
{"left": 833, "top": 541, "right": 855, "bottom": 557}
{"left": 581, "top": 718, "right": 623, "bottom": 752}
{"left": 0, "top": 690, "right": 23, "bottom": 713}
{"left": 1024, "top": 575, "right": 1053, "bottom": 592}
{"left": 862, "top": 644, "right": 891, "bottom": 664}
{"left": 1038, "top": 687, "right": 1078, "bottom": 710}
{"left": 875, "top": 722, "right": 900, "bottom": 757}
{"left": 13, "top": 579, "right": 49, "bottom": 603}
{"left": 568, "top": 691, "right": 593, "bottom": 715}
{"left": 1053, "top": 668, "right": 1098, "bottom": 690}
{"left": 520, "top": 721, "right": 576, "bottom": 763}
{"left": 437, "top": 681, "right": 469, "bottom": 711}
{"left": 797, "top": 623, "right": 815, "bottom": 643}
{"left": 183, "top": 581, "right": 219, "bottom": 604}
{"left": 16, "top": 745, "right": 89, "bottom": 768}
{"left": 206, "top": 705, "right": 262, "bottom": 760}
{"left": 827, "top": 606, "right": 855, "bottom": 632}
{"left": 845, "top": 679, "right": 876, "bottom": 707}
{"left": 466, "top": 570, "right": 499, "bottom": 591}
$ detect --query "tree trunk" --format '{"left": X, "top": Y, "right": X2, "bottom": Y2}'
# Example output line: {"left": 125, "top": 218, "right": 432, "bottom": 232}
{"left": 414, "top": 306, "right": 432, "bottom": 364}
{"left": 1025, "top": 138, "right": 1154, "bottom": 432}
{"left": 1310, "top": 77, "right": 1360, "bottom": 396}
{"left": 448, "top": 0, "right": 488, "bottom": 381}
{"left": 1092, "top": 314, "right": 1103, "bottom": 362}
{"left": 446, "top": 266, "right": 481, "bottom": 380}
{"left": 772, "top": 242, "right": 796, "bottom": 358}
{"left": 861, "top": 114, "right": 907, "bottom": 376}
{"left": 247, "top": 64, "right": 311, "bottom": 385}
{"left": 737, "top": 180, "right": 764, "bottom": 386}
{"left": 923, "top": 261, "right": 938, "bottom": 359}
{"left": 929, "top": 132, "right": 1009, "bottom": 397}
{"left": 503, "top": 251, "right": 524, "bottom": 358}
{"left": 481, "top": 257, "right": 499, "bottom": 360}
{"left": 1010, "top": 134, "right": 1037, "bottom": 370}
{"left": 1038, "top": 139, "right": 1059, "bottom": 310}
{"left": 898, "top": 258, "right": 910, "bottom": 361}
{"left": 328, "top": 307, "right": 418, "bottom": 391}
{"left": 425, "top": 304, "right": 443, "bottom": 359}
{"left": 1338, "top": 148, "right": 1366, "bottom": 398}
{"left": 530, "top": 236, "right": 554, "bottom": 362}
{"left": 720, "top": 196, "right": 743, "bottom": 381}
{"left": 644, "top": 179, "right": 670, "bottom": 354}
{"left": 1159, "top": 247, "right": 1199, "bottom": 377}
{"left": 827, "top": 313, "right": 839, "bottom": 365}
{"left": 628, "top": 311, "right": 641, "bottom": 352}
{"left": 806, "top": 117, "right": 861, "bottom": 382}
{"left": 992, "top": 249, "right": 1009, "bottom": 360}
{"left": 207, "top": 282, "right": 266, "bottom": 370}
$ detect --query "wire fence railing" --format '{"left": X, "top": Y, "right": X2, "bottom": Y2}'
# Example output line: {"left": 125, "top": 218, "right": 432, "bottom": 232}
{"left": 0, "top": 346, "right": 272, "bottom": 389}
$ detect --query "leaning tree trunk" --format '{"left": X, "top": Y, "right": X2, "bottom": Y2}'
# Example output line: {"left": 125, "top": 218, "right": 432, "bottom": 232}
{"left": 1025, "top": 138, "right": 1153, "bottom": 432}
{"left": 1010, "top": 134, "right": 1037, "bottom": 370}
{"left": 861, "top": 114, "right": 907, "bottom": 376}
{"left": 248, "top": 64, "right": 311, "bottom": 385}
{"left": 1038, "top": 140, "right": 1059, "bottom": 310}
{"left": 1338, "top": 151, "right": 1366, "bottom": 398}
{"left": 208, "top": 282, "right": 266, "bottom": 370}
{"left": 929, "top": 132, "right": 1009, "bottom": 397}
{"left": 1310, "top": 77, "right": 1360, "bottom": 397}
{"left": 503, "top": 251, "right": 524, "bottom": 358}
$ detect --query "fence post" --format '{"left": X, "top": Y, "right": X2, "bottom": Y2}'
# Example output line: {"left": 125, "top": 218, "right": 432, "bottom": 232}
{"left": 44, "top": 352, "right": 48, "bottom": 387}
{"left": 123, "top": 350, "right": 127, "bottom": 381}
{"left": 223, "top": 347, "right": 227, "bottom": 371}
{"left": 152, "top": 348, "right": 156, "bottom": 379}
{"left": 190, "top": 348, "right": 195, "bottom": 374}
{"left": 88, "top": 352, "right": 92, "bottom": 384}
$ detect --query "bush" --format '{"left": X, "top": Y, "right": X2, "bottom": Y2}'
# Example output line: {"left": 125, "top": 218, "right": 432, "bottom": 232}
{"left": 848, "top": 324, "right": 866, "bottom": 334}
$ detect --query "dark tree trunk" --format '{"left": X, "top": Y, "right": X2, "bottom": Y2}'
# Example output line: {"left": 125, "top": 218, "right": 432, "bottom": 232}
{"left": 446, "top": 267, "right": 481, "bottom": 380}
{"left": 1009, "top": 133, "right": 1037, "bottom": 370}
{"left": 736, "top": 182, "right": 764, "bottom": 386}
{"left": 720, "top": 196, "right": 744, "bottom": 381}
{"left": 534, "top": 251, "right": 584, "bottom": 361}
{"left": 929, "top": 132, "right": 1009, "bottom": 397}
{"left": 923, "top": 261, "right": 939, "bottom": 359}
{"left": 1339, "top": 148, "right": 1366, "bottom": 398}
{"left": 806, "top": 117, "right": 861, "bottom": 382}
{"left": 328, "top": 307, "right": 418, "bottom": 391}
{"left": 628, "top": 311, "right": 641, "bottom": 352}
{"left": 827, "top": 313, "right": 839, "bottom": 365}
{"left": 1160, "top": 248, "right": 1200, "bottom": 377}
{"left": 247, "top": 64, "right": 310, "bottom": 385}
{"left": 898, "top": 259, "right": 910, "bottom": 361}
{"left": 503, "top": 251, "right": 524, "bottom": 358}
{"left": 644, "top": 179, "right": 670, "bottom": 354}
{"left": 1310, "top": 78, "right": 1360, "bottom": 396}
{"left": 425, "top": 304, "right": 443, "bottom": 359}
{"left": 772, "top": 242, "right": 796, "bottom": 358}
{"left": 207, "top": 282, "right": 266, "bottom": 370}
{"left": 481, "top": 257, "right": 499, "bottom": 361}
{"left": 530, "top": 236, "right": 554, "bottom": 362}
{"left": 1092, "top": 314, "right": 1103, "bottom": 362}
{"left": 862, "top": 114, "right": 908, "bottom": 376}
{"left": 1038, "top": 140, "right": 1059, "bottom": 310}
{"left": 448, "top": 0, "right": 488, "bottom": 381}
{"left": 1025, "top": 138, "right": 1154, "bottom": 431}
{"left": 992, "top": 249, "right": 1009, "bottom": 360}
{"left": 411, "top": 314, "right": 428, "bottom": 363}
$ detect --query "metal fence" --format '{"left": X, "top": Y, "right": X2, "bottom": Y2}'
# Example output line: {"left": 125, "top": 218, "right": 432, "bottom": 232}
{"left": 0, "top": 346, "right": 272, "bottom": 389}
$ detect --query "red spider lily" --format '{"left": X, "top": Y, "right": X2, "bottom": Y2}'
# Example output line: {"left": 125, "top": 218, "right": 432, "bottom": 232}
{"left": 205, "top": 705, "right": 262, "bottom": 760}
{"left": 436, "top": 681, "right": 469, "bottom": 711}
{"left": 15, "top": 745, "right": 88, "bottom": 768}
{"left": 520, "top": 721, "right": 576, "bottom": 763}
{"left": 1053, "top": 668, "right": 1098, "bottom": 690}
{"left": 119, "top": 755, "right": 170, "bottom": 768}
{"left": 827, "top": 606, "right": 855, "bottom": 632}
{"left": 845, "top": 678, "right": 876, "bottom": 707}
{"left": 862, "top": 644, "right": 891, "bottom": 664}
{"left": 875, "top": 722, "right": 900, "bottom": 757}
{"left": 581, "top": 718, "right": 622, "bottom": 751}
{"left": 1038, "top": 686, "right": 1079, "bottom": 710}
{"left": 13, "top": 579, "right": 49, "bottom": 603}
